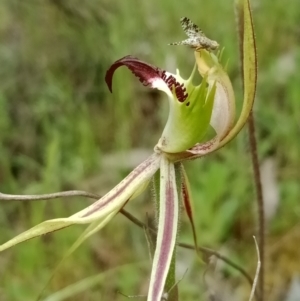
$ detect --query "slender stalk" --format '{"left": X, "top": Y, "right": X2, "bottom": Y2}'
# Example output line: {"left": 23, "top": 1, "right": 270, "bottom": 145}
{"left": 0, "top": 191, "right": 100, "bottom": 201}
{"left": 247, "top": 112, "right": 265, "bottom": 300}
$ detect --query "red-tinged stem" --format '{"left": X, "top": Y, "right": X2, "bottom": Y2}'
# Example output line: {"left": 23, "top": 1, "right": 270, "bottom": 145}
{"left": 248, "top": 112, "right": 265, "bottom": 301}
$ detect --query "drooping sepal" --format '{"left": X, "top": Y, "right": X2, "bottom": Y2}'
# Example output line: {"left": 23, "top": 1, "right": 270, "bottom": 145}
{"left": 0, "top": 154, "right": 161, "bottom": 252}
{"left": 148, "top": 156, "right": 179, "bottom": 301}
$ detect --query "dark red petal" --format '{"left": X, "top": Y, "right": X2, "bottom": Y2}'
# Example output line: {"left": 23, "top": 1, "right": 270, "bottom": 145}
{"left": 105, "top": 55, "right": 163, "bottom": 93}
{"left": 105, "top": 55, "right": 188, "bottom": 101}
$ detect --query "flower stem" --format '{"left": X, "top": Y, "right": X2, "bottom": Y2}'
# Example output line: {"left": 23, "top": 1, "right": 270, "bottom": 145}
{"left": 247, "top": 112, "right": 265, "bottom": 301}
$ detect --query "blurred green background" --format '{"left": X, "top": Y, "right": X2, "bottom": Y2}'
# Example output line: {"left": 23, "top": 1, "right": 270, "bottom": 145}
{"left": 0, "top": 0, "right": 299, "bottom": 300}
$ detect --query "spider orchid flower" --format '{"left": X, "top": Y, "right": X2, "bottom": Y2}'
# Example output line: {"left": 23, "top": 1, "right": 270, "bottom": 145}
{"left": 0, "top": 1, "right": 256, "bottom": 300}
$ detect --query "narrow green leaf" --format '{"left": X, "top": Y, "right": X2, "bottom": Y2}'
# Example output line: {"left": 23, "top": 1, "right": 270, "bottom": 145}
{"left": 145, "top": 170, "right": 161, "bottom": 261}
{"left": 42, "top": 261, "right": 147, "bottom": 301}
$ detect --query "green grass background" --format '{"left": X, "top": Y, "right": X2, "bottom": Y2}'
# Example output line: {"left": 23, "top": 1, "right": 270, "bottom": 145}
{"left": 0, "top": 0, "right": 299, "bottom": 300}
